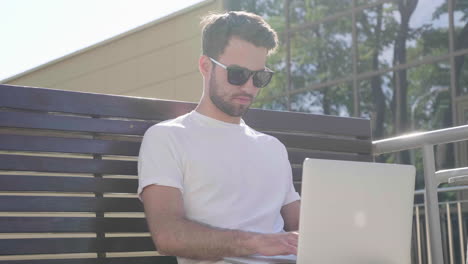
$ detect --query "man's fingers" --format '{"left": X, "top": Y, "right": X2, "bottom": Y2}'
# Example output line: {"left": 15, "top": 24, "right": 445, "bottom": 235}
{"left": 280, "top": 234, "right": 298, "bottom": 255}
{"left": 285, "top": 232, "right": 298, "bottom": 247}
{"left": 288, "top": 237, "right": 298, "bottom": 247}
{"left": 255, "top": 232, "right": 299, "bottom": 256}
{"left": 283, "top": 243, "right": 297, "bottom": 255}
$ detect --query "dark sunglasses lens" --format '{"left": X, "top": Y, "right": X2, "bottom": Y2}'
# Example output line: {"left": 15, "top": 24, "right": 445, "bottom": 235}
{"left": 253, "top": 71, "right": 273, "bottom": 88}
{"left": 227, "top": 68, "right": 251, "bottom": 85}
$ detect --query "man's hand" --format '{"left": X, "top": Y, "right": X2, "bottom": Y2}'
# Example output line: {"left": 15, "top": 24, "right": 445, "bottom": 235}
{"left": 249, "top": 232, "right": 298, "bottom": 256}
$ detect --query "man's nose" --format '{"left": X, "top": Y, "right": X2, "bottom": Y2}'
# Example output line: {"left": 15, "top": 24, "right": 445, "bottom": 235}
{"left": 240, "top": 74, "right": 258, "bottom": 92}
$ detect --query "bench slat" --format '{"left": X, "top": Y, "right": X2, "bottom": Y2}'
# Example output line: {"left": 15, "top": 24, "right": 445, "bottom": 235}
{"left": 0, "top": 84, "right": 196, "bottom": 121}
{"left": 292, "top": 167, "right": 301, "bottom": 181}
{"left": 0, "top": 217, "right": 148, "bottom": 233}
{"left": 0, "top": 175, "right": 137, "bottom": 193}
{"left": 287, "top": 149, "right": 372, "bottom": 164}
{"left": 0, "top": 257, "right": 177, "bottom": 264}
{"left": 1, "top": 110, "right": 372, "bottom": 157}
{"left": 0, "top": 110, "right": 154, "bottom": 136}
{"left": 0, "top": 84, "right": 371, "bottom": 137}
{"left": 106, "top": 257, "right": 177, "bottom": 264}
{"left": 244, "top": 108, "right": 371, "bottom": 138}
{"left": 0, "top": 135, "right": 140, "bottom": 156}
{"left": 0, "top": 260, "right": 101, "bottom": 264}
{"left": 0, "top": 163, "right": 345, "bottom": 191}
{"left": 0, "top": 154, "right": 136, "bottom": 175}
{"left": 0, "top": 237, "right": 155, "bottom": 255}
{"left": 0, "top": 196, "right": 143, "bottom": 212}
{"left": 0, "top": 132, "right": 371, "bottom": 158}
{"left": 2, "top": 170, "right": 299, "bottom": 192}
{"left": 0, "top": 163, "right": 356, "bottom": 194}
{"left": 294, "top": 183, "right": 302, "bottom": 194}
{"left": 272, "top": 133, "right": 371, "bottom": 154}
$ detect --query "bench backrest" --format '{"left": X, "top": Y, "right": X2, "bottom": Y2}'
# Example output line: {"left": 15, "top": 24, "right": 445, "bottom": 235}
{"left": 0, "top": 84, "right": 372, "bottom": 263}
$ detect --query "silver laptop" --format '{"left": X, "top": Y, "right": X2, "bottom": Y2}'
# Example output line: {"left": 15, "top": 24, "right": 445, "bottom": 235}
{"left": 225, "top": 158, "right": 415, "bottom": 264}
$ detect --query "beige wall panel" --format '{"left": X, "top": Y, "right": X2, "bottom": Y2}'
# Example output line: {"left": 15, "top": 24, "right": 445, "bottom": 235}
{"left": 52, "top": 38, "right": 180, "bottom": 94}
{"left": 174, "top": 71, "right": 203, "bottom": 102}
{"left": 8, "top": 66, "right": 58, "bottom": 88}
{"left": 121, "top": 79, "right": 176, "bottom": 100}
{"left": 135, "top": 18, "right": 183, "bottom": 53}
{"left": 9, "top": 36, "right": 139, "bottom": 88}
{"left": 53, "top": 58, "right": 139, "bottom": 94}
{"left": 56, "top": 73, "right": 109, "bottom": 94}
{"left": 134, "top": 48, "right": 176, "bottom": 89}
{"left": 48, "top": 36, "right": 190, "bottom": 96}
{"left": 137, "top": 1, "right": 221, "bottom": 54}
{"left": 49, "top": 37, "right": 139, "bottom": 87}
{"left": 174, "top": 36, "right": 202, "bottom": 76}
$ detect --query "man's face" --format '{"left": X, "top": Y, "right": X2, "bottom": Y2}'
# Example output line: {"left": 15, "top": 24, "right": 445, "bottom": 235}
{"left": 208, "top": 37, "right": 268, "bottom": 117}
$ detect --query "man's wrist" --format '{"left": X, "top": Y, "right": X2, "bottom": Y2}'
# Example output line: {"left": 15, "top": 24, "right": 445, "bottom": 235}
{"left": 238, "top": 231, "right": 259, "bottom": 256}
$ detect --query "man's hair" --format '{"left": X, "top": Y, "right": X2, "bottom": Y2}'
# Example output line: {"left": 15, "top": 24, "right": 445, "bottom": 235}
{"left": 200, "top": 11, "right": 278, "bottom": 59}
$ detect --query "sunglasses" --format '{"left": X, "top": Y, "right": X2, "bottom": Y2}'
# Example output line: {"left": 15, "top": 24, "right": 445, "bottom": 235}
{"left": 209, "top": 57, "right": 274, "bottom": 88}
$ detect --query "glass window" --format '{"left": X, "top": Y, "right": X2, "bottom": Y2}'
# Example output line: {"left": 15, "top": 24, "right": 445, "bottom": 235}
{"left": 407, "top": 0, "right": 448, "bottom": 60}
{"left": 289, "top": 82, "right": 353, "bottom": 116}
{"left": 455, "top": 54, "right": 468, "bottom": 96}
{"left": 358, "top": 59, "right": 451, "bottom": 138}
{"left": 290, "top": 0, "right": 353, "bottom": 25}
{"left": 254, "top": 97, "right": 289, "bottom": 111}
{"left": 407, "top": 60, "right": 451, "bottom": 131}
{"left": 289, "top": 90, "right": 324, "bottom": 114}
{"left": 454, "top": 0, "right": 468, "bottom": 51}
{"left": 357, "top": 0, "right": 448, "bottom": 74}
{"left": 359, "top": 74, "right": 393, "bottom": 139}
{"left": 290, "top": 15, "right": 353, "bottom": 86}
{"left": 356, "top": 2, "right": 397, "bottom": 73}
{"left": 357, "top": 0, "right": 392, "bottom": 6}
{"left": 455, "top": 98, "right": 468, "bottom": 167}
{"left": 465, "top": 106, "right": 468, "bottom": 123}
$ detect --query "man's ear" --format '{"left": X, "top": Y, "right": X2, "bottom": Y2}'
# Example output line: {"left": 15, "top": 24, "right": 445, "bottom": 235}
{"left": 199, "top": 55, "right": 212, "bottom": 79}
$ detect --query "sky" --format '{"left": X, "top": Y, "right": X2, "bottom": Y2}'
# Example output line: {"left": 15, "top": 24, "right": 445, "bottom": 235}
{"left": 0, "top": 0, "right": 204, "bottom": 82}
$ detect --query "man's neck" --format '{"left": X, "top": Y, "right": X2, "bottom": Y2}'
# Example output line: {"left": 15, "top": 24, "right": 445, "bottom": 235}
{"left": 195, "top": 100, "right": 242, "bottom": 124}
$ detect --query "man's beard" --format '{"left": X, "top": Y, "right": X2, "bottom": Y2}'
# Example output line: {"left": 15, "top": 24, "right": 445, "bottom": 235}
{"left": 209, "top": 72, "right": 253, "bottom": 117}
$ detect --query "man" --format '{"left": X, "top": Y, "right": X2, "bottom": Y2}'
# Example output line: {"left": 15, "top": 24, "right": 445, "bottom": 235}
{"left": 138, "top": 11, "right": 300, "bottom": 264}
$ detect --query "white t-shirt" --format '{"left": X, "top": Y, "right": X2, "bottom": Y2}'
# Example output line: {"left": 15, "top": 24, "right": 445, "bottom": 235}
{"left": 138, "top": 110, "right": 300, "bottom": 264}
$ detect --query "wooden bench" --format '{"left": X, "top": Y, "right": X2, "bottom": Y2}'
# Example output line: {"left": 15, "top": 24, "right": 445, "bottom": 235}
{"left": 0, "top": 84, "right": 372, "bottom": 263}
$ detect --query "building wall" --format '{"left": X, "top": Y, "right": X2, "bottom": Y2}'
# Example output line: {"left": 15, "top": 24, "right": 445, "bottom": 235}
{"left": 3, "top": 0, "right": 224, "bottom": 102}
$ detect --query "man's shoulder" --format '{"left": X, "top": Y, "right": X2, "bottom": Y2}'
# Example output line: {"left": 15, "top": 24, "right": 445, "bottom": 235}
{"left": 144, "top": 112, "right": 193, "bottom": 136}
{"left": 244, "top": 125, "right": 285, "bottom": 147}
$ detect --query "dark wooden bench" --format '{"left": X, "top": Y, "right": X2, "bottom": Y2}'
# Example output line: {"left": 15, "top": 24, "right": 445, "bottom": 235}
{"left": 0, "top": 84, "right": 372, "bottom": 263}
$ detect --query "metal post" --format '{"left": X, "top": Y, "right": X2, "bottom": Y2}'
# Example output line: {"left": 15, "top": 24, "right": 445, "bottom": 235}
{"left": 448, "top": 0, "right": 460, "bottom": 169}
{"left": 285, "top": 0, "right": 291, "bottom": 111}
{"left": 425, "top": 204, "right": 433, "bottom": 264}
{"left": 415, "top": 206, "right": 422, "bottom": 264}
{"left": 351, "top": 0, "right": 359, "bottom": 117}
{"left": 458, "top": 202, "right": 465, "bottom": 264}
{"left": 446, "top": 203, "right": 454, "bottom": 264}
{"left": 422, "top": 145, "right": 444, "bottom": 264}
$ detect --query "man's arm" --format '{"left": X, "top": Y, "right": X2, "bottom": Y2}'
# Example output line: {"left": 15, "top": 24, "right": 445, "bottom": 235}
{"left": 142, "top": 184, "right": 298, "bottom": 261}
{"left": 281, "top": 200, "right": 300, "bottom": 232}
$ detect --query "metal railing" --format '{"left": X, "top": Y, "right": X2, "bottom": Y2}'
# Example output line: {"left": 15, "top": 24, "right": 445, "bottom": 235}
{"left": 413, "top": 200, "right": 465, "bottom": 264}
{"left": 373, "top": 124, "right": 468, "bottom": 264}
{"left": 414, "top": 186, "right": 468, "bottom": 264}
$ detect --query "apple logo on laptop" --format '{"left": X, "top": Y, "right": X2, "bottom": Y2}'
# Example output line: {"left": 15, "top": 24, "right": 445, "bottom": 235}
{"left": 353, "top": 210, "right": 367, "bottom": 228}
